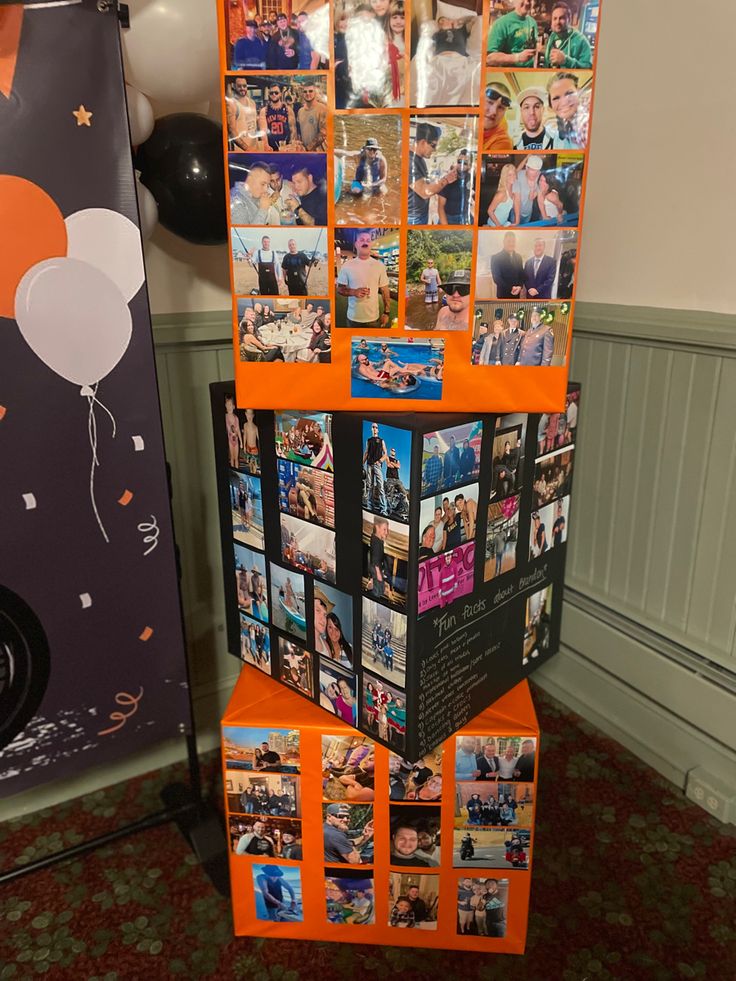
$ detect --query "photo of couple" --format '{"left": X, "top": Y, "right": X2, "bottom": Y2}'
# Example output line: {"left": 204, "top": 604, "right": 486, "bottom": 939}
{"left": 318, "top": 661, "right": 358, "bottom": 726}
{"left": 223, "top": 725, "right": 300, "bottom": 774}
{"left": 314, "top": 584, "right": 354, "bottom": 669}
{"left": 239, "top": 613, "right": 271, "bottom": 673}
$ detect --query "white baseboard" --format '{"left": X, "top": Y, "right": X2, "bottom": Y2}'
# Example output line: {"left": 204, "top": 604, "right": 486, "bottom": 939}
{"left": 535, "top": 601, "right": 736, "bottom": 823}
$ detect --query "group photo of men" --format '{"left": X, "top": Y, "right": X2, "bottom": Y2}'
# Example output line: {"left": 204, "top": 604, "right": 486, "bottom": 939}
{"left": 487, "top": 1, "right": 597, "bottom": 71}
{"left": 225, "top": 5, "right": 330, "bottom": 71}
{"left": 472, "top": 300, "right": 569, "bottom": 367}
{"left": 230, "top": 153, "right": 328, "bottom": 227}
{"left": 407, "top": 117, "right": 478, "bottom": 226}
{"left": 226, "top": 74, "right": 328, "bottom": 153}
{"left": 421, "top": 421, "right": 482, "bottom": 497}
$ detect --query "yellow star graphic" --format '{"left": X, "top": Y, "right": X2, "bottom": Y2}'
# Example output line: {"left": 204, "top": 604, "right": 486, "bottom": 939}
{"left": 73, "top": 105, "right": 93, "bottom": 127}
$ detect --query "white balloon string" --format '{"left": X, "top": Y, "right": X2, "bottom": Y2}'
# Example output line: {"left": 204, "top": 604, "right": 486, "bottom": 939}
{"left": 90, "top": 383, "right": 117, "bottom": 439}
{"left": 86, "top": 393, "right": 110, "bottom": 544}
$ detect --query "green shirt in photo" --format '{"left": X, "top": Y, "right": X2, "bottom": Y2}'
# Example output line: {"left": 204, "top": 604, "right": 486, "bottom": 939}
{"left": 545, "top": 29, "right": 593, "bottom": 69}
{"left": 487, "top": 11, "right": 538, "bottom": 67}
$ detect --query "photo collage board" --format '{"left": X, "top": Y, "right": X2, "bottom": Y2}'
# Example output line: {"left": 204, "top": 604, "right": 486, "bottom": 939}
{"left": 217, "top": 0, "right": 603, "bottom": 411}
{"left": 222, "top": 668, "right": 539, "bottom": 950}
{"left": 212, "top": 383, "right": 579, "bottom": 761}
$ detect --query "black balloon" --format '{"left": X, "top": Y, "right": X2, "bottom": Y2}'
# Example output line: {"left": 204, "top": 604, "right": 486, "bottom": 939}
{"left": 136, "top": 114, "right": 227, "bottom": 246}
{"left": 0, "top": 585, "right": 50, "bottom": 751}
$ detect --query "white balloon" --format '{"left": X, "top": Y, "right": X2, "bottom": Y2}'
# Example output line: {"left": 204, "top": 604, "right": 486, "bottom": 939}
{"left": 65, "top": 208, "right": 145, "bottom": 303}
{"left": 125, "top": 83, "right": 155, "bottom": 146}
{"left": 15, "top": 258, "right": 132, "bottom": 389}
{"left": 122, "top": 0, "right": 219, "bottom": 104}
{"left": 135, "top": 175, "right": 159, "bottom": 240}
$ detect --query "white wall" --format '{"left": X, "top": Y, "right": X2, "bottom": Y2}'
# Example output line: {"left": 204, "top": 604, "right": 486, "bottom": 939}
{"left": 577, "top": 0, "right": 736, "bottom": 314}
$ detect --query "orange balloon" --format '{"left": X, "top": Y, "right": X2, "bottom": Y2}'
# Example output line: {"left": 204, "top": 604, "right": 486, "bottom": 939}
{"left": 0, "top": 175, "right": 68, "bottom": 318}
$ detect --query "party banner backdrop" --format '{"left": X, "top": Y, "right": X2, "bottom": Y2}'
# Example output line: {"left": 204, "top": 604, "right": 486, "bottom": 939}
{"left": 217, "top": 0, "right": 603, "bottom": 412}
{"left": 0, "top": 0, "right": 191, "bottom": 796}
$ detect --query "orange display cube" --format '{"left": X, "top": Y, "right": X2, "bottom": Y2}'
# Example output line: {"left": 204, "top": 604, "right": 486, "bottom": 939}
{"left": 222, "top": 667, "right": 539, "bottom": 953}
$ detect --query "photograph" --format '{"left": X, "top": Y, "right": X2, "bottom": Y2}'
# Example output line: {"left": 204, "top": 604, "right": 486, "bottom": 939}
{"left": 486, "top": 1, "right": 598, "bottom": 71}
{"left": 351, "top": 337, "right": 445, "bottom": 402}
{"left": 229, "top": 153, "right": 328, "bottom": 226}
{"left": 239, "top": 613, "right": 271, "bottom": 673}
{"left": 278, "top": 637, "right": 314, "bottom": 697}
{"left": 410, "top": 1, "right": 483, "bottom": 108}
{"left": 479, "top": 152, "right": 584, "bottom": 228}
{"left": 269, "top": 563, "right": 307, "bottom": 641}
{"left": 234, "top": 543, "right": 268, "bottom": 623}
{"left": 476, "top": 227, "right": 578, "bottom": 302}
{"left": 278, "top": 459, "right": 335, "bottom": 529}
{"left": 491, "top": 423, "right": 525, "bottom": 502}
{"left": 237, "top": 297, "right": 331, "bottom": 364}
{"left": 455, "top": 734, "right": 537, "bottom": 782}
{"left": 229, "top": 470, "right": 265, "bottom": 549}
{"left": 361, "top": 419, "right": 412, "bottom": 523}
{"left": 524, "top": 584, "right": 553, "bottom": 664}
{"left": 362, "top": 671, "right": 406, "bottom": 750}
{"left": 225, "top": 769, "right": 301, "bottom": 818}
{"left": 422, "top": 421, "right": 482, "bottom": 496}
{"left": 325, "top": 870, "right": 375, "bottom": 925}
{"left": 229, "top": 815, "right": 303, "bottom": 861}
{"left": 389, "top": 748, "right": 443, "bottom": 802}
{"left": 454, "top": 828, "right": 531, "bottom": 870}
{"left": 565, "top": 386, "right": 579, "bottom": 436}
{"left": 405, "top": 230, "right": 473, "bottom": 331}
{"left": 225, "top": 74, "right": 328, "bottom": 152}
{"left": 319, "top": 661, "right": 358, "bottom": 726}
{"left": 223, "top": 725, "right": 300, "bottom": 773}
{"left": 335, "top": 228, "right": 400, "bottom": 329}
{"left": 388, "top": 873, "right": 439, "bottom": 929}
{"left": 252, "top": 864, "right": 304, "bottom": 923}
{"left": 471, "top": 300, "right": 570, "bottom": 367}
{"left": 322, "top": 734, "right": 375, "bottom": 801}
{"left": 536, "top": 405, "right": 575, "bottom": 455}
{"left": 280, "top": 513, "right": 336, "bottom": 583}
{"left": 334, "top": 115, "right": 403, "bottom": 227}
{"left": 418, "top": 542, "right": 475, "bottom": 614}
{"left": 456, "top": 877, "right": 509, "bottom": 937}
{"left": 483, "top": 69, "right": 594, "bottom": 152}
{"left": 484, "top": 495, "right": 520, "bottom": 581}
{"left": 275, "top": 411, "right": 333, "bottom": 471}
{"left": 314, "top": 583, "right": 354, "bottom": 669}
{"left": 231, "top": 229, "right": 329, "bottom": 296}
{"left": 361, "top": 598, "right": 408, "bottom": 690}
{"left": 322, "top": 802, "right": 374, "bottom": 865}
{"left": 454, "top": 780, "right": 535, "bottom": 828}
{"left": 530, "top": 495, "right": 569, "bottom": 558}
{"left": 362, "top": 511, "right": 409, "bottom": 609}
{"left": 225, "top": 4, "right": 330, "bottom": 70}
{"left": 533, "top": 445, "right": 574, "bottom": 508}
{"left": 334, "top": 0, "right": 405, "bottom": 109}
{"left": 224, "top": 396, "right": 260, "bottom": 475}
{"left": 419, "top": 481, "right": 480, "bottom": 559}
{"left": 407, "top": 116, "right": 478, "bottom": 226}
{"left": 389, "top": 803, "right": 441, "bottom": 867}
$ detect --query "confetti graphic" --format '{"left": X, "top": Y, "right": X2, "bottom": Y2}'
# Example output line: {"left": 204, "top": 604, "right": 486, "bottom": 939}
{"left": 22, "top": 493, "right": 37, "bottom": 510}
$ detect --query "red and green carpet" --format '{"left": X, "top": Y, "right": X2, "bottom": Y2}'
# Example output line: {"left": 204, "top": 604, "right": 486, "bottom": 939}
{"left": 1, "top": 685, "right": 734, "bottom": 980}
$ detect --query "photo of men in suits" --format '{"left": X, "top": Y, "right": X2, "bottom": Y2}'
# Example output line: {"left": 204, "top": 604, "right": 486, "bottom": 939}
{"left": 477, "top": 229, "right": 577, "bottom": 301}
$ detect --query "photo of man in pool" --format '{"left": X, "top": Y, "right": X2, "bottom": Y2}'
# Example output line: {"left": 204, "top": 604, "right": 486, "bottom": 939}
{"left": 350, "top": 337, "right": 445, "bottom": 402}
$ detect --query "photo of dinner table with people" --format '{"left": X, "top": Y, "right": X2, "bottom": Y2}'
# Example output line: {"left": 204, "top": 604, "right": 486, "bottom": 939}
{"left": 237, "top": 297, "right": 331, "bottom": 364}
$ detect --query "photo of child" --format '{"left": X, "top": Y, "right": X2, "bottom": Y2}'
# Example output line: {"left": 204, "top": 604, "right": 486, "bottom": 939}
{"left": 334, "top": 0, "right": 405, "bottom": 109}
{"left": 322, "top": 734, "right": 375, "bottom": 801}
{"left": 325, "top": 871, "right": 375, "bottom": 924}
{"left": 388, "top": 873, "right": 439, "bottom": 929}
{"left": 229, "top": 471, "right": 265, "bottom": 549}
{"left": 224, "top": 396, "right": 260, "bottom": 475}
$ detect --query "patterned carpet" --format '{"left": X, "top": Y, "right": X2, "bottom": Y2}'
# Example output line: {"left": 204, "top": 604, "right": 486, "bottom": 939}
{"left": 1, "top": 685, "right": 734, "bottom": 981}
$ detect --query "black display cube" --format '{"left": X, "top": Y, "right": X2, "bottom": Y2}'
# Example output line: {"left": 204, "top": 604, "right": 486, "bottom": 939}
{"left": 212, "top": 383, "right": 579, "bottom": 758}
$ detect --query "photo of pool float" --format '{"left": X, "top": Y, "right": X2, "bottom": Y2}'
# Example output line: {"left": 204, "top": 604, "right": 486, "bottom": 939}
{"left": 279, "top": 595, "right": 307, "bottom": 632}
{"left": 350, "top": 339, "right": 445, "bottom": 401}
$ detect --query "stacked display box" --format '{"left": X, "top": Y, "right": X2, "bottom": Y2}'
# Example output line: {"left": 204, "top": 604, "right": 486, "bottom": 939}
{"left": 211, "top": 382, "right": 579, "bottom": 759}
{"left": 222, "top": 667, "right": 538, "bottom": 952}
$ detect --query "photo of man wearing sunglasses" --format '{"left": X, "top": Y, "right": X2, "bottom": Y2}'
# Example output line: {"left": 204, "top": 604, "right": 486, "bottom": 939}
{"left": 483, "top": 82, "right": 514, "bottom": 152}
{"left": 435, "top": 270, "right": 472, "bottom": 332}
{"left": 407, "top": 122, "right": 459, "bottom": 226}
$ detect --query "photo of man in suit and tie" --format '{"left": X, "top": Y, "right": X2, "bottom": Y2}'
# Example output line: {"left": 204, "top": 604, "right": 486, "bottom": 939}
{"left": 476, "top": 228, "right": 578, "bottom": 302}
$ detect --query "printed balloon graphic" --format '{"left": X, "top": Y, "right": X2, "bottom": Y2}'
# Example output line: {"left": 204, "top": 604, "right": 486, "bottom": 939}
{"left": 65, "top": 208, "right": 145, "bottom": 303}
{"left": 15, "top": 257, "right": 132, "bottom": 388}
{"left": 0, "top": 175, "right": 67, "bottom": 318}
